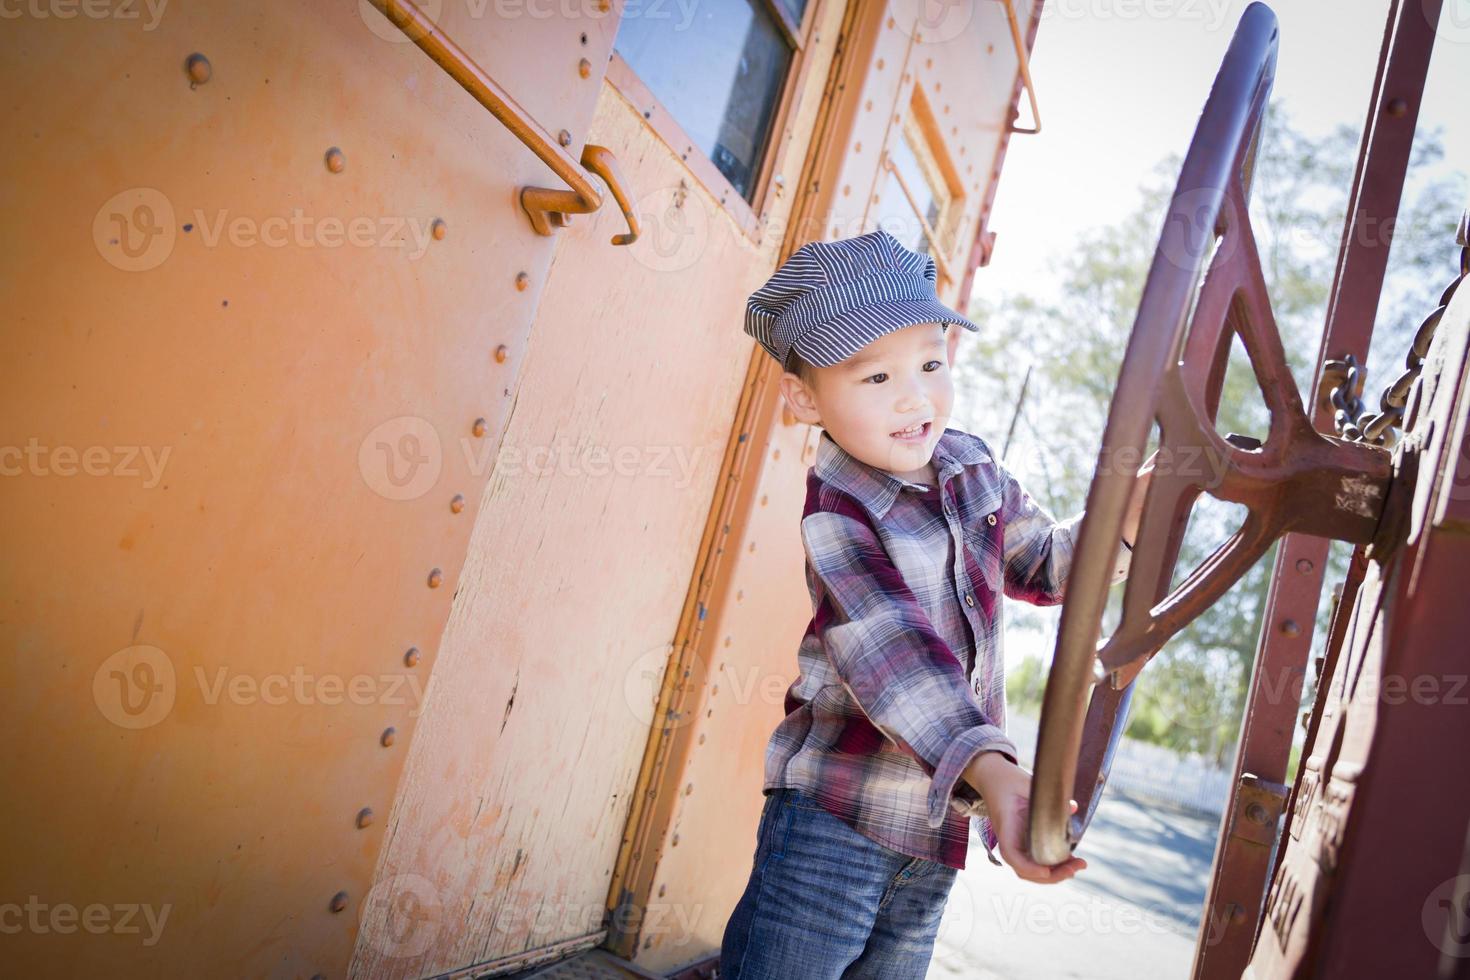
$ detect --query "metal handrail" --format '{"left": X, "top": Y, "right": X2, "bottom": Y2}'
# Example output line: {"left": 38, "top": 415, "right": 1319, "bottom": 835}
{"left": 1001, "top": 0, "right": 1042, "bottom": 134}
{"left": 364, "top": 0, "right": 638, "bottom": 245}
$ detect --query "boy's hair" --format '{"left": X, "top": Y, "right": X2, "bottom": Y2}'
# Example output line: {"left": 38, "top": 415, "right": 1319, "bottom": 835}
{"left": 782, "top": 322, "right": 949, "bottom": 384}
{"left": 782, "top": 348, "right": 816, "bottom": 384}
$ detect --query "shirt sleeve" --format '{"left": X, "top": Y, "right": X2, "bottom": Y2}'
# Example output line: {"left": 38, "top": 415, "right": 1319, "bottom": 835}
{"left": 801, "top": 506, "right": 1020, "bottom": 836}
{"left": 997, "top": 464, "right": 1131, "bottom": 605}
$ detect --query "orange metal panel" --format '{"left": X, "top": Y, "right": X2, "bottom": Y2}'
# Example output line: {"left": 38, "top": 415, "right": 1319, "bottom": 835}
{"left": 0, "top": 4, "right": 617, "bottom": 978}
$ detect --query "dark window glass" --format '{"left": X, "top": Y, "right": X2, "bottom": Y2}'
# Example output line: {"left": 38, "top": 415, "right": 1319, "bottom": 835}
{"left": 616, "top": 0, "right": 792, "bottom": 201}
{"left": 776, "top": 0, "right": 807, "bottom": 24}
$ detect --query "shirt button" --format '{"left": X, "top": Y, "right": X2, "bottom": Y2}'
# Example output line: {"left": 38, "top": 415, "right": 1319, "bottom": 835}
{"left": 986, "top": 513, "right": 998, "bottom": 526}
{"left": 965, "top": 594, "right": 975, "bottom": 607}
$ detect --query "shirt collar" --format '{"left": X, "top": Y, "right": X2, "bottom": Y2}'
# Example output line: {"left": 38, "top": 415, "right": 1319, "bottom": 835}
{"left": 812, "top": 426, "right": 992, "bottom": 522}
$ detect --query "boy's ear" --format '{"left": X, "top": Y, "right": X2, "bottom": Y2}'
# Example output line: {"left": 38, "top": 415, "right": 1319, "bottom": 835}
{"left": 778, "top": 371, "right": 822, "bottom": 425}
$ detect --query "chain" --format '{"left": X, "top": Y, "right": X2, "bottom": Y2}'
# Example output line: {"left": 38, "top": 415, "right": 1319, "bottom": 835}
{"left": 1320, "top": 211, "right": 1470, "bottom": 448}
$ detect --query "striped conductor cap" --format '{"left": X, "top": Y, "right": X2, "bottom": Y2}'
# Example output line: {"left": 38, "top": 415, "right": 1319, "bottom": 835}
{"left": 743, "top": 228, "right": 978, "bottom": 370}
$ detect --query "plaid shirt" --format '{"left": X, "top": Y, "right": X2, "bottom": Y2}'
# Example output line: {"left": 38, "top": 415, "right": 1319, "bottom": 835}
{"left": 763, "top": 426, "right": 1131, "bottom": 869}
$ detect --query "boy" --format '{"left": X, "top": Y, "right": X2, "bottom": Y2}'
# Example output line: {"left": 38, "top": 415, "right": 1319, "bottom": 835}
{"left": 719, "top": 230, "right": 1145, "bottom": 979}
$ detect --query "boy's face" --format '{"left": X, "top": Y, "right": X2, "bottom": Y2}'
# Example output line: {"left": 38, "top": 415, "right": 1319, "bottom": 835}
{"left": 779, "top": 321, "right": 956, "bottom": 483}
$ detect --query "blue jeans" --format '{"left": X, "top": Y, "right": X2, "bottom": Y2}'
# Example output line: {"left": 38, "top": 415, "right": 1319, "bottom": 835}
{"left": 719, "top": 788, "right": 958, "bottom": 979}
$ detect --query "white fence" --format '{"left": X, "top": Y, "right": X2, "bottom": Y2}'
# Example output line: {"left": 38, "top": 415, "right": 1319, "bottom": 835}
{"left": 1006, "top": 712, "right": 1233, "bottom": 817}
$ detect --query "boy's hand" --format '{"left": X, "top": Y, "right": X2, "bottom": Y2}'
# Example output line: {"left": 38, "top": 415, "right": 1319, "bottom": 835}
{"left": 962, "top": 751, "right": 1088, "bottom": 884}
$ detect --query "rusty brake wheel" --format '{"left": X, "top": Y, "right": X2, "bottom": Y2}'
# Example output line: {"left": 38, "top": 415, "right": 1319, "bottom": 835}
{"left": 1025, "top": 2, "right": 1392, "bottom": 866}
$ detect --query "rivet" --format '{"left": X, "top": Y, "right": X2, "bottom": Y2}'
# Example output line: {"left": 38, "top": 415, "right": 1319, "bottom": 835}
{"left": 494, "top": 344, "right": 509, "bottom": 363}
{"left": 356, "top": 807, "right": 374, "bottom": 829}
{"left": 329, "top": 891, "right": 349, "bottom": 913}
{"left": 1386, "top": 97, "right": 1408, "bottom": 117}
{"left": 557, "top": 129, "right": 572, "bottom": 147}
{"left": 1280, "top": 619, "right": 1301, "bottom": 638}
{"left": 1246, "top": 802, "right": 1269, "bottom": 824}
{"left": 380, "top": 727, "right": 397, "bottom": 747}
{"left": 431, "top": 218, "right": 446, "bottom": 240}
{"left": 427, "top": 568, "right": 443, "bottom": 588}
{"left": 578, "top": 57, "right": 592, "bottom": 79}
{"left": 515, "top": 272, "right": 530, "bottom": 291}
{"left": 184, "top": 52, "right": 212, "bottom": 86}
{"left": 404, "top": 646, "right": 421, "bottom": 667}
{"left": 1296, "top": 558, "right": 1314, "bottom": 574}
{"left": 472, "top": 417, "right": 487, "bottom": 437}
{"left": 324, "top": 147, "right": 345, "bottom": 173}
{"left": 450, "top": 494, "right": 465, "bottom": 514}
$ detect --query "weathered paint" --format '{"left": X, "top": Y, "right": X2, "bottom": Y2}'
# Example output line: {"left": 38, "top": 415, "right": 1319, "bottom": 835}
{"left": 1246, "top": 262, "right": 1470, "bottom": 978}
{"left": 0, "top": 3, "right": 616, "bottom": 977}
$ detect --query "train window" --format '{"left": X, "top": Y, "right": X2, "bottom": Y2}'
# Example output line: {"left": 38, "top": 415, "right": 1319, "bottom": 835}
{"left": 875, "top": 94, "right": 965, "bottom": 277}
{"left": 615, "top": 0, "right": 797, "bottom": 201}
{"left": 775, "top": 0, "right": 808, "bottom": 23}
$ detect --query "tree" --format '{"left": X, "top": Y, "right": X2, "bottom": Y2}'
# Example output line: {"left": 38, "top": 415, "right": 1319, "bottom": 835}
{"left": 972, "top": 104, "right": 1464, "bottom": 767}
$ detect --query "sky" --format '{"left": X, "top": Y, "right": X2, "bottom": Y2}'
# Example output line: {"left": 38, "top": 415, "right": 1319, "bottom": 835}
{"left": 971, "top": 0, "right": 1467, "bottom": 311}
{"left": 953, "top": 1, "right": 1467, "bottom": 675}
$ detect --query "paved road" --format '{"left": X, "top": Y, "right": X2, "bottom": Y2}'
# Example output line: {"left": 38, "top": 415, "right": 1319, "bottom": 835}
{"left": 927, "top": 791, "right": 1222, "bottom": 980}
